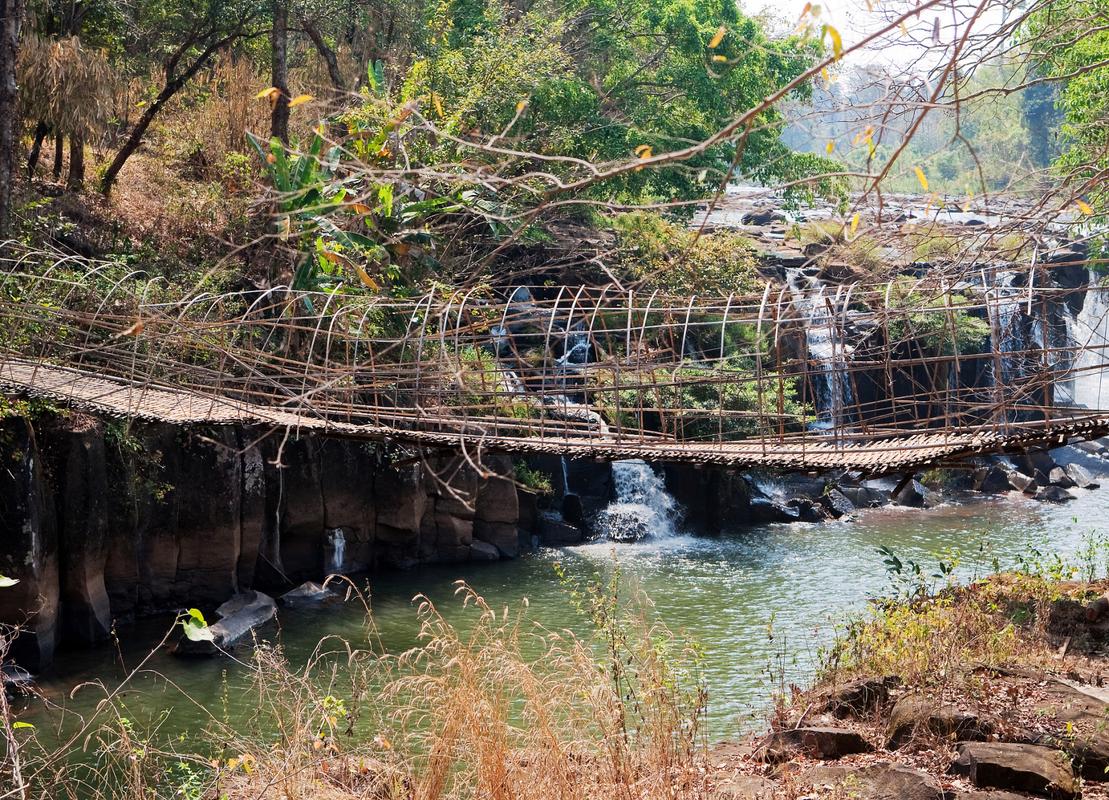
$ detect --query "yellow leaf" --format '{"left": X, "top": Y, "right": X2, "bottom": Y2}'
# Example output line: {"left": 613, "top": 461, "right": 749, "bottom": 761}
{"left": 850, "top": 212, "right": 860, "bottom": 235}
{"left": 824, "top": 24, "right": 843, "bottom": 60}
{"left": 433, "top": 93, "right": 445, "bottom": 117}
{"left": 287, "top": 94, "right": 313, "bottom": 109}
{"left": 135, "top": 100, "right": 146, "bottom": 108}
{"left": 1077, "top": 199, "right": 1094, "bottom": 215}
{"left": 351, "top": 202, "right": 373, "bottom": 215}
{"left": 825, "top": 139, "right": 835, "bottom": 155}
{"left": 709, "top": 25, "right": 727, "bottom": 49}
{"left": 821, "top": 67, "right": 830, "bottom": 83}
{"left": 277, "top": 216, "right": 290, "bottom": 241}
{"left": 913, "top": 166, "right": 929, "bottom": 192}
{"left": 899, "top": 20, "right": 909, "bottom": 36}
{"left": 516, "top": 99, "right": 528, "bottom": 113}
{"left": 711, "top": 54, "right": 728, "bottom": 63}
{"left": 634, "top": 144, "right": 652, "bottom": 159}
{"left": 266, "top": 152, "right": 277, "bottom": 164}
{"left": 797, "top": 2, "right": 812, "bottom": 23}
{"left": 355, "top": 266, "right": 380, "bottom": 290}
{"left": 120, "top": 318, "right": 144, "bottom": 337}
{"left": 320, "top": 250, "right": 341, "bottom": 264}
{"left": 255, "top": 86, "right": 279, "bottom": 100}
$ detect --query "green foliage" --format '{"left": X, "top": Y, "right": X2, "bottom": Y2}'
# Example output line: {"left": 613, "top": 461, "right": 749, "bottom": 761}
{"left": 611, "top": 212, "right": 763, "bottom": 295}
{"left": 884, "top": 280, "right": 990, "bottom": 357}
{"left": 1023, "top": 0, "right": 1109, "bottom": 215}
{"left": 514, "top": 462, "right": 553, "bottom": 495}
{"left": 180, "top": 608, "right": 214, "bottom": 642}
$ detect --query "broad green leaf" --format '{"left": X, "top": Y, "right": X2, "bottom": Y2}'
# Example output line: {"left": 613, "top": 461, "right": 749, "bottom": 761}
{"left": 0, "top": 575, "right": 18, "bottom": 587}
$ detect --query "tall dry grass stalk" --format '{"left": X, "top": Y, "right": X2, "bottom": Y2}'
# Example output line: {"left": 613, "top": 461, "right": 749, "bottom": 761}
{"left": 1, "top": 577, "right": 711, "bottom": 800}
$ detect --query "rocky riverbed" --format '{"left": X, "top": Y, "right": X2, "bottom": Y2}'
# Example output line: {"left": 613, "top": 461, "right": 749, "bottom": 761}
{"left": 706, "top": 577, "right": 1109, "bottom": 799}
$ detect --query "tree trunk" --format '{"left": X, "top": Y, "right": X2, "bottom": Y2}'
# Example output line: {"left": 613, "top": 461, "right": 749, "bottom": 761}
{"left": 0, "top": 0, "right": 23, "bottom": 238}
{"left": 52, "top": 133, "right": 63, "bottom": 179}
{"left": 27, "top": 121, "right": 48, "bottom": 176}
{"left": 66, "top": 130, "right": 84, "bottom": 191}
{"left": 301, "top": 17, "right": 344, "bottom": 94}
{"left": 270, "top": 0, "right": 290, "bottom": 142}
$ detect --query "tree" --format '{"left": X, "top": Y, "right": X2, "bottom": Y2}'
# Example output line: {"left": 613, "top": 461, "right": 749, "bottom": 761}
{"left": 270, "top": 0, "right": 290, "bottom": 141}
{"left": 99, "top": 0, "right": 264, "bottom": 195}
{"left": 0, "top": 0, "right": 22, "bottom": 236}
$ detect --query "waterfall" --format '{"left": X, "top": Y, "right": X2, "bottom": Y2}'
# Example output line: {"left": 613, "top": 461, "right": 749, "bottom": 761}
{"left": 1068, "top": 274, "right": 1109, "bottom": 410}
{"left": 326, "top": 528, "right": 346, "bottom": 574}
{"left": 592, "top": 460, "right": 681, "bottom": 542}
{"left": 786, "top": 269, "right": 855, "bottom": 429}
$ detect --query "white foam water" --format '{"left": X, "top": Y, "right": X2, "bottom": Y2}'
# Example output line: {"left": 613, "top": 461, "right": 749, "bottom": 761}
{"left": 593, "top": 460, "right": 682, "bottom": 541}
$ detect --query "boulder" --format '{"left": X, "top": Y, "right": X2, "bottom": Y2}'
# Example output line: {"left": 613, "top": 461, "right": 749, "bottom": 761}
{"left": 279, "top": 582, "right": 330, "bottom": 607}
{"left": 800, "top": 762, "right": 944, "bottom": 800}
{"left": 950, "top": 742, "right": 1078, "bottom": 799}
{"left": 173, "top": 590, "right": 277, "bottom": 657}
{"left": 821, "top": 676, "right": 896, "bottom": 718}
{"left": 1006, "top": 470, "right": 1037, "bottom": 494}
{"left": 1034, "top": 486, "right": 1075, "bottom": 503}
{"left": 2, "top": 663, "right": 34, "bottom": 696}
{"left": 821, "top": 488, "right": 856, "bottom": 519}
{"left": 536, "top": 511, "right": 582, "bottom": 545}
{"left": 1064, "top": 462, "right": 1099, "bottom": 489}
{"left": 758, "top": 726, "right": 873, "bottom": 761}
{"left": 977, "top": 467, "right": 1012, "bottom": 494}
{"left": 469, "top": 540, "right": 500, "bottom": 561}
{"left": 886, "top": 694, "right": 993, "bottom": 748}
{"left": 748, "top": 497, "right": 801, "bottom": 523}
{"left": 1032, "top": 678, "right": 1109, "bottom": 778}
{"left": 1048, "top": 467, "right": 1075, "bottom": 488}
{"left": 893, "top": 479, "right": 936, "bottom": 509}
{"left": 1073, "top": 440, "right": 1107, "bottom": 457}
{"left": 787, "top": 497, "right": 828, "bottom": 522}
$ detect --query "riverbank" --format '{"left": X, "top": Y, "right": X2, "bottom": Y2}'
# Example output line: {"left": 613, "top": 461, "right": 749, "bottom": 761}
{"left": 710, "top": 574, "right": 1109, "bottom": 799}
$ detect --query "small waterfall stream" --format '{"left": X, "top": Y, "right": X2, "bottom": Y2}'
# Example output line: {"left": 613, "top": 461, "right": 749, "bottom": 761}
{"left": 1068, "top": 274, "right": 1109, "bottom": 409}
{"left": 785, "top": 269, "right": 855, "bottom": 429}
{"left": 326, "top": 528, "right": 346, "bottom": 574}
{"left": 593, "top": 460, "right": 682, "bottom": 542}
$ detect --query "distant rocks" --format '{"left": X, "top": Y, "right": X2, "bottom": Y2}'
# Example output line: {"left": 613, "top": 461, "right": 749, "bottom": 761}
{"left": 173, "top": 590, "right": 277, "bottom": 657}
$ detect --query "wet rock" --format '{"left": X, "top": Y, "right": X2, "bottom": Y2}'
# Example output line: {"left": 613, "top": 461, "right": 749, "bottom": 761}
{"left": 758, "top": 726, "right": 873, "bottom": 761}
{"left": 279, "top": 582, "right": 330, "bottom": 607}
{"left": 893, "top": 479, "right": 936, "bottom": 509}
{"left": 1064, "top": 463, "right": 1099, "bottom": 489}
{"left": 469, "top": 540, "right": 500, "bottom": 561}
{"left": 1006, "top": 470, "right": 1037, "bottom": 494}
{"left": 977, "top": 467, "right": 1012, "bottom": 494}
{"left": 173, "top": 590, "right": 277, "bottom": 657}
{"left": 821, "top": 488, "right": 856, "bottom": 519}
{"left": 536, "top": 511, "right": 582, "bottom": 545}
{"left": 799, "top": 762, "right": 944, "bottom": 800}
{"left": 821, "top": 676, "right": 896, "bottom": 718}
{"left": 950, "top": 742, "right": 1078, "bottom": 799}
{"left": 2, "top": 663, "right": 34, "bottom": 695}
{"left": 1034, "top": 486, "right": 1075, "bottom": 503}
{"left": 787, "top": 497, "right": 828, "bottom": 522}
{"left": 1048, "top": 467, "right": 1075, "bottom": 489}
{"left": 748, "top": 496, "right": 801, "bottom": 523}
{"left": 1073, "top": 440, "right": 1106, "bottom": 457}
{"left": 1017, "top": 452, "right": 1058, "bottom": 482}
{"left": 886, "top": 694, "right": 993, "bottom": 748}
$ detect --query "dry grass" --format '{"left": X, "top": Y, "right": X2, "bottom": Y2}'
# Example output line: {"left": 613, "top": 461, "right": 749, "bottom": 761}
{"left": 2, "top": 579, "right": 712, "bottom": 800}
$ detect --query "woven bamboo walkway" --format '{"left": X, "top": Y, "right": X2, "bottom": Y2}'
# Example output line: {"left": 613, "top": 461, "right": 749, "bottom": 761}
{"left": 4, "top": 358, "right": 1107, "bottom": 474}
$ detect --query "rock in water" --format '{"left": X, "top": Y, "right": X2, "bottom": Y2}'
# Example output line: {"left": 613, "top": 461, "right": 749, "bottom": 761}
{"left": 820, "top": 488, "right": 856, "bottom": 519}
{"left": 976, "top": 467, "right": 1011, "bottom": 494}
{"left": 1048, "top": 466, "right": 1076, "bottom": 488}
{"left": 1035, "top": 485, "right": 1075, "bottom": 503}
{"left": 1006, "top": 470, "right": 1036, "bottom": 493}
{"left": 950, "top": 742, "right": 1078, "bottom": 799}
{"left": 1064, "top": 462, "right": 1099, "bottom": 489}
{"left": 893, "top": 479, "right": 935, "bottom": 508}
{"left": 536, "top": 511, "right": 583, "bottom": 545}
{"left": 469, "top": 540, "right": 500, "bottom": 561}
{"left": 173, "top": 590, "right": 277, "bottom": 657}
{"left": 279, "top": 582, "right": 330, "bottom": 607}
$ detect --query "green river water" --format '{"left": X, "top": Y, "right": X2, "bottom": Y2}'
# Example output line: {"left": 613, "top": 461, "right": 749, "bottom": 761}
{"left": 16, "top": 481, "right": 1109, "bottom": 749}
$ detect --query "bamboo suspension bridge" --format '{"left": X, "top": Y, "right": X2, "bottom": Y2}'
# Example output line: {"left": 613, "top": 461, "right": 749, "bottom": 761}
{"left": 3, "top": 254, "right": 1109, "bottom": 476}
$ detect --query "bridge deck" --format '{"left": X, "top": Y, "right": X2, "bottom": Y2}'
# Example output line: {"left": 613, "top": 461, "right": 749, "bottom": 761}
{"left": 4, "top": 358, "right": 1108, "bottom": 475}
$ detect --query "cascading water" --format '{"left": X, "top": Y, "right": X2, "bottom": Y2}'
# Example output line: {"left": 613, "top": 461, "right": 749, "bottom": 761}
{"left": 1067, "top": 274, "right": 1109, "bottom": 410}
{"left": 785, "top": 268, "right": 855, "bottom": 430}
{"left": 325, "top": 528, "right": 346, "bottom": 574}
{"left": 592, "top": 460, "right": 682, "bottom": 542}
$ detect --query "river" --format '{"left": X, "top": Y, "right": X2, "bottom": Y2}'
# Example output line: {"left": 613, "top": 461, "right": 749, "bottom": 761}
{"left": 16, "top": 476, "right": 1109, "bottom": 750}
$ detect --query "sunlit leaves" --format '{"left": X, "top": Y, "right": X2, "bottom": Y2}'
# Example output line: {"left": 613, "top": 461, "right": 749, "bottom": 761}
{"left": 914, "top": 166, "right": 929, "bottom": 192}
{"left": 287, "top": 94, "right": 313, "bottom": 109}
{"left": 823, "top": 24, "right": 843, "bottom": 61}
{"left": 708, "top": 25, "right": 727, "bottom": 49}
{"left": 181, "top": 608, "right": 213, "bottom": 642}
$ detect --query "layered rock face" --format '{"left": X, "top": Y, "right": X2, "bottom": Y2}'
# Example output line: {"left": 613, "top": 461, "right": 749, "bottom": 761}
{"left": 0, "top": 413, "right": 521, "bottom": 669}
